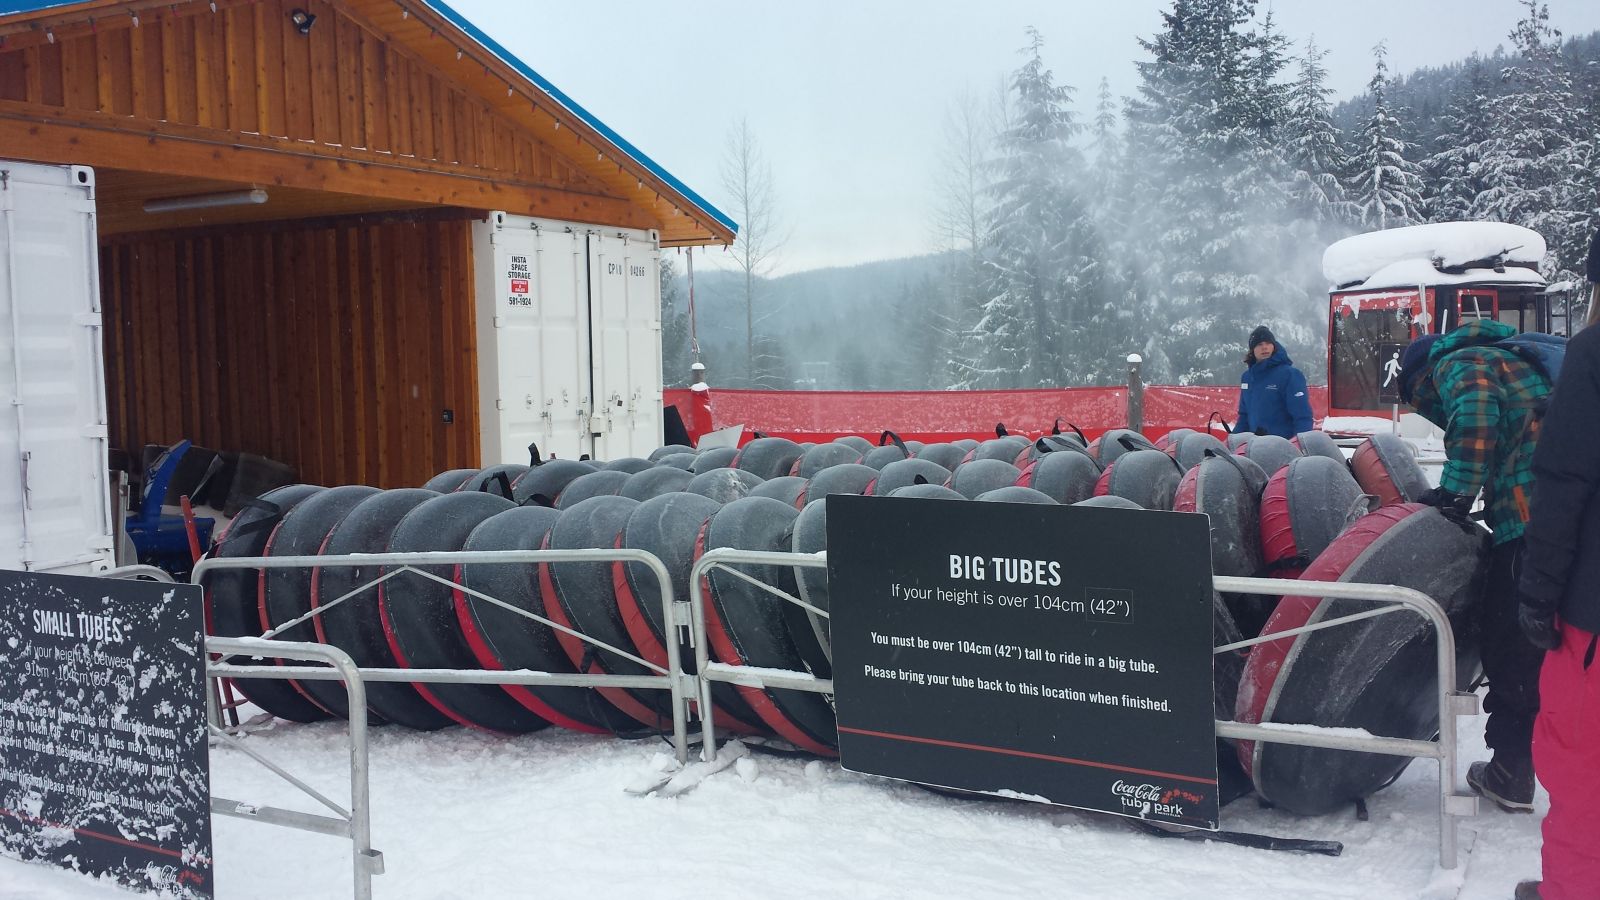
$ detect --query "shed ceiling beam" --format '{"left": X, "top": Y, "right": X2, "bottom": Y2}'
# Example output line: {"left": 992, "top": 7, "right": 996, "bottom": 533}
{"left": 0, "top": 102, "right": 655, "bottom": 229}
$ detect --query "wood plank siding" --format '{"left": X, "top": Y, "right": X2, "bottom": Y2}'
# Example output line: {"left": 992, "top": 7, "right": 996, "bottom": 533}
{"left": 0, "top": 0, "right": 659, "bottom": 234}
{"left": 99, "top": 213, "right": 480, "bottom": 488}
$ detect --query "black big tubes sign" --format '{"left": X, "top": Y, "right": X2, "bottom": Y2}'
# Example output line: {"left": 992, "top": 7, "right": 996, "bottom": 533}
{"left": 828, "top": 495, "right": 1220, "bottom": 829}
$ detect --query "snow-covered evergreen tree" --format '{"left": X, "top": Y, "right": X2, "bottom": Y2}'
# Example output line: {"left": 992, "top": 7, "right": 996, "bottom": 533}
{"left": 659, "top": 255, "right": 693, "bottom": 387}
{"left": 960, "top": 29, "right": 1113, "bottom": 388}
{"left": 1348, "top": 42, "right": 1427, "bottom": 229}
{"left": 1474, "top": 0, "right": 1590, "bottom": 276}
{"left": 1424, "top": 58, "right": 1493, "bottom": 223}
{"left": 1282, "top": 37, "right": 1351, "bottom": 223}
{"left": 1119, "top": 0, "right": 1309, "bottom": 384}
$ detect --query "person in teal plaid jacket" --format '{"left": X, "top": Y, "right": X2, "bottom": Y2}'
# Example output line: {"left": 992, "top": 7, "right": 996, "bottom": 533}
{"left": 1399, "top": 318, "right": 1554, "bottom": 814}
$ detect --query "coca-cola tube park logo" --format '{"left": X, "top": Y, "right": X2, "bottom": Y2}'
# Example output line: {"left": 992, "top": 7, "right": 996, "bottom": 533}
{"left": 1111, "top": 780, "right": 1204, "bottom": 818}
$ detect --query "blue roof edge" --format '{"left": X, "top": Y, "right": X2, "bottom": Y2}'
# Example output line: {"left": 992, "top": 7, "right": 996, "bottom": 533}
{"left": 0, "top": 0, "right": 738, "bottom": 237}
{"left": 422, "top": 0, "right": 737, "bottom": 237}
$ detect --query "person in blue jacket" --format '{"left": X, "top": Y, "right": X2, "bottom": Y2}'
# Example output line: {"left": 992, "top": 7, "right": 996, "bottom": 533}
{"left": 1235, "top": 326, "right": 1315, "bottom": 438}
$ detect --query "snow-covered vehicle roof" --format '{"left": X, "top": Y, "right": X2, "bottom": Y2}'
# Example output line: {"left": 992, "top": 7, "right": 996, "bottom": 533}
{"left": 1323, "top": 222, "right": 1546, "bottom": 289}
{"left": 1346, "top": 258, "right": 1546, "bottom": 292}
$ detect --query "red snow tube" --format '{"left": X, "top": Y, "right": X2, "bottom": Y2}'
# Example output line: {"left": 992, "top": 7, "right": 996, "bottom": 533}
{"left": 1350, "top": 434, "right": 1431, "bottom": 507}
{"left": 1234, "top": 503, "right": 1485, "bottom": 815}
{"left": 1257, "top": 456, "right": 1371, "bottom": 579}
{"left": 1092, "top": 450, "right": 1182, "bottom": 510}
{"left": 695, "top": 497, "right": 838, "bottom": 756}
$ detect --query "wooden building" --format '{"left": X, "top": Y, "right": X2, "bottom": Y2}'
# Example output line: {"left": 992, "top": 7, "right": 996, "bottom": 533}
{"left": 0, "top": 0, "right": 732, "bottom": 487}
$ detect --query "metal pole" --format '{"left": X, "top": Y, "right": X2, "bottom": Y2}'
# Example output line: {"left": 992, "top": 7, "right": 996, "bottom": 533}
{"left": 1126, "top": 353, "right": 1144, "bottom": 432}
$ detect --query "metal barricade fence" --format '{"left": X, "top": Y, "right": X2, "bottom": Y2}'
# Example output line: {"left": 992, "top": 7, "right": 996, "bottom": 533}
{"left": 190, "top": 548, "right": 698, "bottom": 900}
{"left": 687, "top": 547, "right": 1480, "bottom": 870}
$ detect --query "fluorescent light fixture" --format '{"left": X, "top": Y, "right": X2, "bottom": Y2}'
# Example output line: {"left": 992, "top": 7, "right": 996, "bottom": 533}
{"left": 143, "top": 189, "right": 269, "bottom": 214}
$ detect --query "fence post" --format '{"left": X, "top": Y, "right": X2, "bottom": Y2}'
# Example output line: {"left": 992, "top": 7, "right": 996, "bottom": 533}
{"left": 1126, "top": 353, "right": 1144, "bottom": 432}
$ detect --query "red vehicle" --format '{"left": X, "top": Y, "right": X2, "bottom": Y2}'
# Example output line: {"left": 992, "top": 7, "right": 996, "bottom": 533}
{"left": 1323, "top": 222, "right": 1579, "bottom": 429}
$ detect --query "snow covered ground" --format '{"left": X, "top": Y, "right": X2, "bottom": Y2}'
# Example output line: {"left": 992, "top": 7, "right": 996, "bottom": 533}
{"left": 0, "top": 702, "right": 1545, "bottom": 900}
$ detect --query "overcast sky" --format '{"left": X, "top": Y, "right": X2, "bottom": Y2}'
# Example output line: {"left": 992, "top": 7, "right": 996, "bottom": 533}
{"left": 451, "top": 1, "right": 1600, "bottom": 274}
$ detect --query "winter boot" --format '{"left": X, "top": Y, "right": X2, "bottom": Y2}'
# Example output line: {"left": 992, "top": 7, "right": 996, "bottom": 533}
{"left": 1514, "top": 880, "right": 1541, "bottom": 899}
{"left": 1468, "top": 758, "right": 1535, "bottom": 813}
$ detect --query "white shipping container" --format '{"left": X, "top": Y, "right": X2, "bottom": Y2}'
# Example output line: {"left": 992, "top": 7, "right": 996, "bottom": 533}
{"left": 0, "top": 161, "right": 115, "bottom": 574}
{"left": 472, "top": 212, "right": 663, "bottom": 465}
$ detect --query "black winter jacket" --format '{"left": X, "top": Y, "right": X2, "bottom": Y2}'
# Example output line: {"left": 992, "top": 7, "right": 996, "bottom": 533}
{"left": 1519, "top": 323, "right": 1600, "bottom": 633}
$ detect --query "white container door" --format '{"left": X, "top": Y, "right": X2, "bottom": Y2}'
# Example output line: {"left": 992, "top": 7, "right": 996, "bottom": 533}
{"left": 0, "top": 162, "right": 115, "bottom": 574}
{"left": 473, "top": 214, "right": 594, "bottom": 464}
{"left": 587, "top": 227, "right": 663, "bottom": 461}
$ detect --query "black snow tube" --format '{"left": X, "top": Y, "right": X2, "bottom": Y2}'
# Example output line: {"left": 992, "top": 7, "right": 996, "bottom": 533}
{"left": 794, "top": 443, "right": 862, "bottom": 477}
{"left": 459, "top": 464, "right": 530, "bottom": 498}
{"left": 456, "top": 505, "right": 643, "bottom": 734}
{"left": 600, "top": 457, "right": 655, "bottom": 474}
{"left": 966, "top": 436, "right": 1031, "bottom": 464}
{"left": 1291, "top": 431, "right": 1346, "bottom": 464}
{"left": 655, "top": 452, "right": 700, "bottom": 471}
{"left": 1226, "top": 432, "right": 1255, "bottom": 452}
{"left": 554, "top": 470, "right": 631, "bottom": 509}
{"left": 615, "top": 493, "right": 766, "bottom": 734}
{"left": 800, "top": 464, "right": 879, "bottom": 506}
{"left": 620, "top": 466, "right": 694, "bottom": 501}
{"left": 1211, "top": 593, "right": 1254, "bottom": 804}
{"left": 914, "top": 443, "right": 969, "bottom": 471}
{"left": 733, "top": 437, "right": 805, "bottom": 480}
{"left": 977, "top": 486, "right": 1056, "bottom": 504}
{"left": 1351, "top": 434, "right": 1430, "bottom": 507}
{"left": 750, "top": 476, "right": 810, "bottom": 507}
{"left": 860, "top": 443, "right": 913, "bottom": 470}
{"left": 379, "top": 492, "right": 549, "bottom": 733}
{"left": 511, "top": 459, "right": 597, "bottom": 506}
{"left": 205, "top": 483, "right": 330, "bottom": 723}
{"left": 421, "top": 468, "right": 480, "bottom": 493}
{"left": 698, "top": 497, "right": 838, "bottom": 754}
{"left": 947, "top": 459, "right": 1023, "bottom": 499}
{"left": 1074, "top": 495, "right": 1143, "bottom": 510}
{"left": 1173, "top": 452, "right": 1264, "bottom": 580}
{"left": 890, "top": 483, "right": 966, "bottom": 500}
{"left": 311, "top": 489, "right": 454, "bottom": 731}
{"left": 1169, "top": 431, "right": 1229, "bottom": 472}
{"left": 1155, "top": 428, "right": 1198, "bottom": 452}
{"left": 792, "top": 498, "right": 831, "bottom": 663}
{"left": 1236, "top": 434, "right": 1302, "bottom": 479}
{"left": 1235, "top": 504, "right": 1485, "bottom": 815}
{"left": 1100, "top": 450, "right": 1185, "bottom": 510}
{"left": 1093, "top": 450, "right": 1183, "bottom": 510}
{"left": 1259, "top": 456, "right": 1372, "bottom": 579}
{"left": 1017, "top": 449, "right": 1101, "bottom": 505}
{"left": 540, "top": 495, "right": 676, "bottom": 730}
{"left": 260, "top": 484, "right": 383, "bottom": 718}
{"left": 869, "top": 458, "right": 953, "bottom": 497}
{"left": 1089, "top": 429, "right": 1158, "bottom": 467}
{"left": 834, "top": 436, "right": 874, "bottom": 453}
{"left": 649, "top": 444, "right": 697, "bottom": 462}
{"left": 691, "top": 447, "right": 740, "bottom": 474}
{"left": 687, "top": 468, "right": 766, "bottom": 504}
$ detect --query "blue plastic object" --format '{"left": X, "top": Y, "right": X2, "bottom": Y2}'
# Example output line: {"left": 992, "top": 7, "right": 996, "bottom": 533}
{"left": 125, "top": 440, "right": 215, "bottom": 576}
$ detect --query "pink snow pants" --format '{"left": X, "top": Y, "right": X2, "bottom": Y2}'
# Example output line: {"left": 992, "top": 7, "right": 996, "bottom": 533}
{"left": 1532, "top": 623, "right": 1600, "bottom": 899}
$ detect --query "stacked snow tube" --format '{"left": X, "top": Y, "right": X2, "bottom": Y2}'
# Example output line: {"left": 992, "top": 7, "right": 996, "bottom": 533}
{"left": 207, "top": 428, "right": 1479, "bottom": 795}
{"left": 1351, "top": 433, "right": 1431, "bottom": 506}
{"left": 1234, "top": 504, "right": 1485, "bottom": 815}
{"left": 1092, "top": 450, "right": 1183, "bottom": 510}
{"left": 1235, "top": 434, "right": 1302, "bottom": 479}
{"left": 1258, "top": 457, "right": 1372, "bottom": 580}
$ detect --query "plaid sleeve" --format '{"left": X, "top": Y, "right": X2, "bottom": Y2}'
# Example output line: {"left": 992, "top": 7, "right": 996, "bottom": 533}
{"left": 1437, "top": 358, "right": 1502, "bottom": 499}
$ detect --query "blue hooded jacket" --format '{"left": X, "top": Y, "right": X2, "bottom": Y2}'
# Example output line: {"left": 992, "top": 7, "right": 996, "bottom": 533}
{"left": 1235, "top": 345, "right": 1315, "bottom": 438}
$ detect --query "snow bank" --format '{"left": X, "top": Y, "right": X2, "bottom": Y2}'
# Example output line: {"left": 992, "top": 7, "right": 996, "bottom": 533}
{"left": 1323, "top": 222, "right": 1546, "bottom": 287}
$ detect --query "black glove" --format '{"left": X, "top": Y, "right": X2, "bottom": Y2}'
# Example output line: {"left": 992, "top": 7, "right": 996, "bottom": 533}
{"left": 1518, "top": 601, "right": 1560, "bottom": 651}
{"left": 1418, "top": 486, "right": 1472, "bottom": 517}
{"left": 1254, "top": 428, "right": 1269, "bottom": 436}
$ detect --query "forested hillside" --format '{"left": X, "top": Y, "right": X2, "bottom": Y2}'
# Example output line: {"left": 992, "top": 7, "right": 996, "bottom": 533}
{"left": 667, "top": 1, "right": 1599, "bottom": 389}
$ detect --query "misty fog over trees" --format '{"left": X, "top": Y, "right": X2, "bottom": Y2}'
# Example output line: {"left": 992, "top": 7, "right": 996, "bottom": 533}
{"left": 666, "top": 0, "right": 1600, "bottom": 390}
